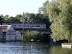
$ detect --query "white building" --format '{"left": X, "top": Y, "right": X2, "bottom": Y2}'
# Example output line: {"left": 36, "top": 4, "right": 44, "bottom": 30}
{"left": 16, "top": 31, "right": 21, "bottom": 41}
{"left": 6, "top": 25, "right": 16, "bottom": 41}
{"left": 0, "top": 25, "right": 16, "bottom": 41}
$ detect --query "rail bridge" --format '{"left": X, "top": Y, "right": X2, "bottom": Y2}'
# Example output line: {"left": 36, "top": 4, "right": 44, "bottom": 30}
{"left": 1, "top": 23, "right": 51, "bottom": 34}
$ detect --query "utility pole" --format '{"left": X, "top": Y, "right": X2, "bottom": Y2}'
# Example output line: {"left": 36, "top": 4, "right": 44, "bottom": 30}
{"left": 22, "top": 12, "right": 24, "bottom": 41}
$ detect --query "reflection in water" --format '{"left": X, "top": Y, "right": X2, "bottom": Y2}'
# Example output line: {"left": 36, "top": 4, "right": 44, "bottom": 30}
{"left": 0, "top": 42, "right": 72, "bottom": 54}
{"left": 49, "top": 46, "right": 72, "bottom": 54}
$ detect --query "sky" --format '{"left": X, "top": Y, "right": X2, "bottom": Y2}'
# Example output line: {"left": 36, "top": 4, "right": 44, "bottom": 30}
{"left": 0, "top": 0, "right": 52, "bottom": 17}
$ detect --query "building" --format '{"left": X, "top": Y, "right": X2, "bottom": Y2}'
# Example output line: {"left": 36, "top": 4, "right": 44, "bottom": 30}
{"left": 0, "top": 25, "right": 16, "bottom": 41}
{"left": 0, "top": 27, "right": 3, "bottom": 41}
{"left": 16, "top": 31, "right": 21, "bottom": 41}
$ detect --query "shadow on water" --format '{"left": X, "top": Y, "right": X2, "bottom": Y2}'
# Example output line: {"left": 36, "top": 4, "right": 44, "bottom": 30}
{"left": 49, "top": 46, "right": 72, "bottom": 54}
{"left": 0, "top": 42, "right": 72, "bottom": 54}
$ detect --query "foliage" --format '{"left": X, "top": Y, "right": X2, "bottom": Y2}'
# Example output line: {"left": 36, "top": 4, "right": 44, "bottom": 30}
{"left": 21, "top": 13, "right": 50, "bottom": 28}
{"left": 22, "top": 31, "right": 41, "bottom": 41}
{"left": 22, "top": 31, "right": 50, "bottom": 42}
{"left": 4, "top": 15, "right": 9, "bottom": 20}
{"left": 35, "top": 14, "right": 50, "bottom": 28}
{"left": 0, "top": 16, "right": 5, "bottom": 23}
{"left": 22, "top": 13, "right": 36, "bottom": 23}
{"left": 0, "top": 13, "right": 50, "bottom": 29}
{"left": 15, "top": 14, "right": 22, "bottom": 21}
{"left": 47, "top": 0, "right": 72, "bottom": 42}
{"left": 38, "top": 0, "right": 49, "bottom": 14}
{"left": 6, "top": 17, "right": 21, "bottom": 23}
{"left": 38, "top": 0, "right": 51, "bottom": 28}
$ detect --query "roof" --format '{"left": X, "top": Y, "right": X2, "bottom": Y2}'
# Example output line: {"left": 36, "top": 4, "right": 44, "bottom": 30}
{"left": 0, "top": 25, "right": 12, "bottom": 32}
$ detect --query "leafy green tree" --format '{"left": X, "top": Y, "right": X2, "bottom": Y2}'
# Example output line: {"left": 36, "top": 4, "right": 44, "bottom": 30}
{"left": 15, "top": 14, "right": 22, "bottom": 22}
{"left": 6, "top": 17, "right": 21, "bottom": 23}
{"left": 48, "top": 0, "right": 72, "bottom": 42}
{"left": 21, "top": 13, "right": 50, "bottom": 28}
{"left": 22, "top": 13, "right": 36, "bottom": 23}
{"left": 0, "top": 16, "right": 5, "bottom": 24}
{"left": 0, "top": 14, "right": 9, "bottom": 23}
{"left": 21, "top": 12, "right": 50, "bottom": 28}
{"left": 35, "top": 14, "right": 50, "bottom": 28}
{"left": 4, "top": 15, "right": 9, "bottom": 20}
{"left": 38, "top": 0, "right": 49, "bottom": 14}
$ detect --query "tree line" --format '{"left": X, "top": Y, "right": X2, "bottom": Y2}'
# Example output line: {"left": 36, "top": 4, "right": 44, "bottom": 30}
{"left": 0, "top": 13, "right": 50, "bottom": 29}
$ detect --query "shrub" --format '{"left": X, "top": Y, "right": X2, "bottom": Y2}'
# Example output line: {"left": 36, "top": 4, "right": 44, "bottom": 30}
{"left": 22, "top": 31, "right": 41, "bottom": 41}
{"left": 22, "top": 31, "right": 50, "bottom": 42}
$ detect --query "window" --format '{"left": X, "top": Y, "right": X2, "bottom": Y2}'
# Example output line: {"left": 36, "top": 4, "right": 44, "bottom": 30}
{"left": 7, "top": 34, "right": 9, "bottom": 35}
{"left": 14, "top": 34, "right": 16, "bottom": 35}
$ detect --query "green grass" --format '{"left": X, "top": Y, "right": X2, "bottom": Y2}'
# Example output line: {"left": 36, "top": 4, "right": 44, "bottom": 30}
{"left": 61, "top": 43, "right": 72, "bottom": 45}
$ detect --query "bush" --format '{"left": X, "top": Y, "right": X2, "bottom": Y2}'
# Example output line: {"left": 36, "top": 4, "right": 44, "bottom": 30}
{"left": 22, "top": 31, "right": 41, "bottom": 41}
{"left": 22, "top": 31, "right": 50, "bottom": 42}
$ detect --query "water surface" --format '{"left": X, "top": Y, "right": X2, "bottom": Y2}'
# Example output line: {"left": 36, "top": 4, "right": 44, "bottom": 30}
{"left": 0, "top": 42, "right": 72, "bottom": 54}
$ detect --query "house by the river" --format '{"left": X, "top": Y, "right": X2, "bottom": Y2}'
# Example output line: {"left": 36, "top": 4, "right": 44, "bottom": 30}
{"left": 0, "top": 25, "right": 21, "bottom": 41}
{"left": 16, "top": 31, "right": 21, "bottom": 41}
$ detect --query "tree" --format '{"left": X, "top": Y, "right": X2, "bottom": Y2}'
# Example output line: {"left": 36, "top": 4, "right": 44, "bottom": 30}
{"left": 4, "top": 15, "right": 9, "bottom": 20}
{"left": 38, "top": 0, "right": 51, "bottom": 28}
{"left": 21, "top": 12, "right": 50, "bottom": 28}
{"left": 38, "top": 0, "right": 49, "bottom": 14}
{"left": 47, "top": 0, "right": 72, "bottom": 42}
{"left": 22, "top": 13, "right": 36, "bottom": 23}
{"left": 15, "top": 14, "right": 22, "bottom": 22}
{"left": 35, "top": 14, "right": 50, "bottom": 28}
{"left": 6, "top": 17, "right": 21, "bottom": 23}
{"left": 0, "top": 16, "right": 5, "bottom": 24}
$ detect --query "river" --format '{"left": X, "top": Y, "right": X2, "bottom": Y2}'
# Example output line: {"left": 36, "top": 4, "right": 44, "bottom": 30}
{"left": 0, "top": 42, "right": 72, "bottom": 54}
